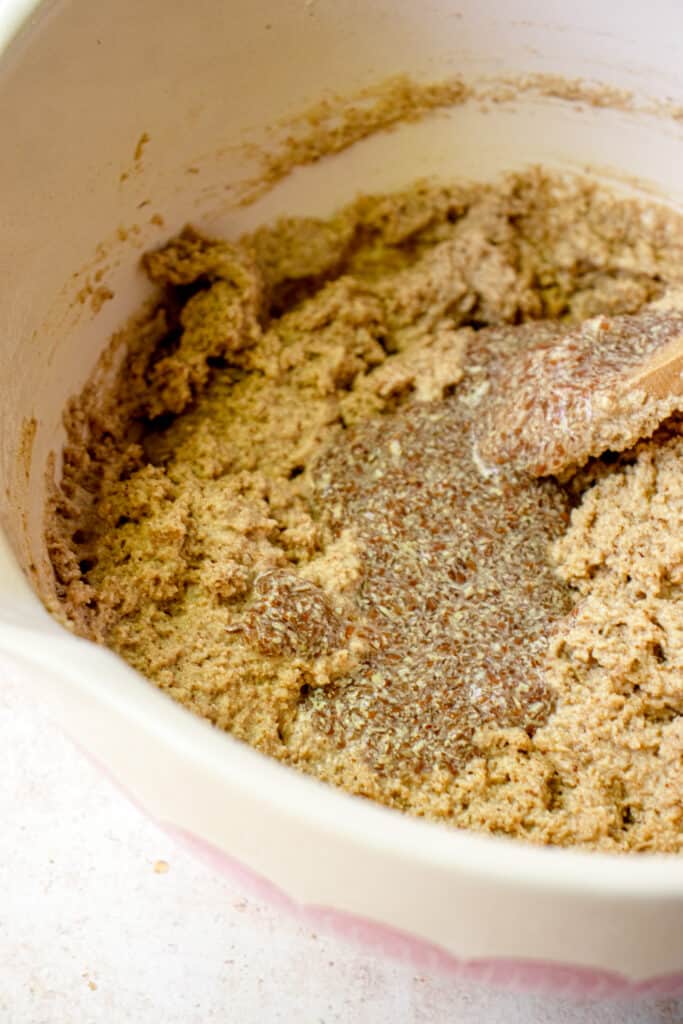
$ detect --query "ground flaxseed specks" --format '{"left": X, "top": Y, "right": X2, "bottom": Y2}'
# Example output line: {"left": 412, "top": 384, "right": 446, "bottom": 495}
{"left": 476, "top": 311, "right": 683, "bottom": 478}
{"left": 305, "top": 393, "right": 571, "bottom": 775}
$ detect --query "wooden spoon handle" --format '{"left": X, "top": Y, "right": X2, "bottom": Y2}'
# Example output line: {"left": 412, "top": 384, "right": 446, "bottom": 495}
{"left": 628, "top": 332, "right": 683, "bottom": 400}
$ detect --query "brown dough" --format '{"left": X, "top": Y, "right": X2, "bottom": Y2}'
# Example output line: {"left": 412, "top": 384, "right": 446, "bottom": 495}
{"left": 46, "top": 169, "right": 683, "bottom": 852}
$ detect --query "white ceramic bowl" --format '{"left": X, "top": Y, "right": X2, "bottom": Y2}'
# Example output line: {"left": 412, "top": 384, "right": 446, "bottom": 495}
{"left": 1, "top": 0, "right": 683, "bottom": 996}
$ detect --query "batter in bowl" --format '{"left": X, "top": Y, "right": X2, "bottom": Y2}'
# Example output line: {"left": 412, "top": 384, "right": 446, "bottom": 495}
{"left": 47, "top": 168, "right": 683, "bottom": 852}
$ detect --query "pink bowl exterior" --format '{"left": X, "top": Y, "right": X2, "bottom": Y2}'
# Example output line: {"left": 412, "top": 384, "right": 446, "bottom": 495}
{"left": 59, "top": 714, "right": 683, "bottom": 1000}
{"left": 168, "top": 824, "right": 683, "bottom": 1000}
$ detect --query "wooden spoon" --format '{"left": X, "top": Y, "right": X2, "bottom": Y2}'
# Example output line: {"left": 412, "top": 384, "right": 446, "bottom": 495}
{"left": 475, "top": 311, "right": 683, "bottom": 478}
{"left": 627, "top": 329, "right": 683, "bottom": 400}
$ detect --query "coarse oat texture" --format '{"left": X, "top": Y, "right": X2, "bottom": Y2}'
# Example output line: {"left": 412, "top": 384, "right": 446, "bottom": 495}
{"left": 47, "top": 169, "right": 683, "bottom": 852}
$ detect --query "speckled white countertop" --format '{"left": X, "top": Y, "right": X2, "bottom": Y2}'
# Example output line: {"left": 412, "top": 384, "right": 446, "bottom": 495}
{"left": 1, "top": 673, "right": 681, "bottom": 1024}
